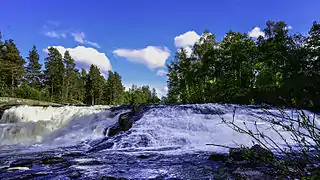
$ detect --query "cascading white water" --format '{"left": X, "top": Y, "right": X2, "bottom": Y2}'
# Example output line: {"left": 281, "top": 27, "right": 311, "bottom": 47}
{"left": 0, "top": 105, "right": 114, "bottom": 146}
{"left": 0, "top": 104, "right": 319, "bottom": 180}
{"left": 109, "top": 104, "right": 320, "bottom": 153}
{"left": 0, "top": 104, "right": 319, "bottom": 154}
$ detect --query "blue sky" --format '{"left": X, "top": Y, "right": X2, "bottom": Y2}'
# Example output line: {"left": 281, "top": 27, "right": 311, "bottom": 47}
{"left": 0, "top": 0, "right": 319, "bottom": 97}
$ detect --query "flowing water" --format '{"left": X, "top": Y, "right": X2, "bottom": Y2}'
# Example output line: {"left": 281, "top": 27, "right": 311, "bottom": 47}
{"left": 0, "top": 104, "right": 318, "bottom": 179}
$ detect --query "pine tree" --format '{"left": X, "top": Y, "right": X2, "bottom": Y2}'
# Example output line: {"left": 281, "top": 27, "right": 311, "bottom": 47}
{"left": 151, "top": 88, "right": 160, "bottom": 103}
{"left": 218, "top": 31, "right": 257, "bottom": 103}
{"left": 85, "top": 65, "right": 104, "bottom": 105}
{"left": 80, "top": 68, "right": 87, "bottom": 102}
{"left": 105, "top": 71, "right": 124, "bottom": 105}
{"left": 44, "top": 47, "right": 65, "bottom": 102}
{"left": 304, "top": 22, "right": 320, "bottom": 109}
{"left": 0, "top": 39, "right": 25, "bottom": 96}
{"left": 26, "top": 45, "right": 42, "bottom": 89}
{"left": 63, "top": 51, "right": 77, "bottom": 101}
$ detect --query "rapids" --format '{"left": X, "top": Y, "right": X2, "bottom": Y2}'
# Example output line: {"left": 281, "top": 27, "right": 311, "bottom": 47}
{"left": 0, "top": 104, "right": 319, "bottom": 179}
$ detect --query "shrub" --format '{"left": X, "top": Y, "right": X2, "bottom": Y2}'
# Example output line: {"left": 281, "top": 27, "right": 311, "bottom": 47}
{"left": 221, "top": 107, "right": 320, "bottom": 179}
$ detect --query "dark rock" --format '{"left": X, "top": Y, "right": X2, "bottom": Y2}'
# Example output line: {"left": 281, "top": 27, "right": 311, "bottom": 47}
{"left": 232, "top": 168, "right": 274, "bottom": 180}
{"left": 39, "top": 156, "right": 65, "bottom": 165}
{"left": 17, "top": 172, "right": 49, "bottom": 179}
{"left": 229, "top": 147, "right": 248, "bottom": 161}
{"left": 250, "top": 145, "right": 272, "bottom": 157}
{"left": 70, "top": 170, "right": 81, "bottom": 178}
{"left": 249, "top": 145, "right": 274, "bottom": 164}
{"left": 229, "top": 145, "right": 274, "bottom": 164}
{"left": 10, "top": 159, "right": 34, "bottom": 168}
{"left": 62, "top": 152, "right": 85, "bottom": 157}
{"left": 208, "top": 153, "right": 227, "bottom": 161}
{"left": 108, "top": 105, "right": 149, "bottom": 137}
{"left": 101, "top": 176, "right": 128, "bottom": 180}
{"left": 87, "top": 142, "right": 114, "bottom": 153}
{"left": 137, "top": 154, "right": 149, "bottom": 159}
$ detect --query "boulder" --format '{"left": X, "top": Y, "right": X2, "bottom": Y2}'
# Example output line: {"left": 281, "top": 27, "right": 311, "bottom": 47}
{"left": 208, "top": 153, "right": 228, "bottom": 161}
{"left": 249, "top": 145, "right": 274, "bottom": 164}
{"left": 229, "top": 147, "right": 249, "bottom": 161}
{"left": 229, "top": 145, "right": 274, "bottom": 164}
{"left": 101, "top": 176, "right": 128, "bottom": 180}
{"left": 108, "top": 105, "right": 149, "bottom": 137}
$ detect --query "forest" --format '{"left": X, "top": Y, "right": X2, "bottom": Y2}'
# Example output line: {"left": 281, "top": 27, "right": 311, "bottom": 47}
{"left": 0, "top": 20, "right": 319, "bottom": 110}
{"left": 167, "top": 21, "right": 320, "bottom": 112}
{"left": 0, "top": 36, "right": 160, "bottom": 105}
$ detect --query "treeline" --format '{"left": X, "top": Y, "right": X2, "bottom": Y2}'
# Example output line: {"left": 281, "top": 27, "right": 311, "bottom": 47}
{"left": 0, "top": 33, "right": 160, "bottom": 105}
{"left": 167, "top": 21, "right": 320, "bottom": 111}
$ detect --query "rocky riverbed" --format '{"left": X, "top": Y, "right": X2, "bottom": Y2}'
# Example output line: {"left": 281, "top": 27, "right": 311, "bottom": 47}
{"left": 0, "top": 104, "right": 318, "bottom": 179}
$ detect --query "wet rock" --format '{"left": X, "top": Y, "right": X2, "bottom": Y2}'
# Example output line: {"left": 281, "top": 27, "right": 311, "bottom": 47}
{"left": 108, "top": 113, "right": 132, "bottom": 137}
{"left": 223, "top": 145, "right": 278, "bottom": 179}
{"left": 87, "top": 142, "right": 114, "bottom": 153}
{"left": 15, "top": 172, "right": 49, "bottom": 179}
{"left": 232, "top": 168, "right": 273, "bottom": 180}
{"left": 70, "top": 170, "right": 81, "bottom": 178}
{"left": 118, "top": 170, "right": 126, "bottom": 173}
{"left": 62, "top": 152, "right": 85, "bottom": 157}
{"left": 101, "top": 176, "right": 128, "bottom": 180}
{"left": 10, "top": 159, "right": 34, "bottom": 168}
{"left": 39, "top": 156, "right": 66, "bottom": 165}
{"left": 108, "top": 105, "right": 150, "bottom": 137}
{"left": 229, "top": 145, "right": 273, "bottom": 164}
{"left": 229, "top": 147, "right": 248, "bottom": 161}
{"left": 250, "top": 145, "right": 272, "bottom": 157}
{"left": 137, "top": 154, "right": 149, "bottom": 159}
{"left": 208, "top": 153, "right": 227, "bottom": 162}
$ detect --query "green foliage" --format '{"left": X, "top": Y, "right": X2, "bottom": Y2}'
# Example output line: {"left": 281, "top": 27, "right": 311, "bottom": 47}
{"left": 26, "top": 45, "right": 42, "bottom": 89}
{"left": 104, "top": 71, "right": 125, "bottom": 105}
{"left": 44, "top": 47, "right": 65, "bottom": 102}
{"left": 123, "top": 85, "right": 160, "bottom": 105}
{"left": 13, "top": 83, "right": 49, "bottom": 101}
{"left": 222, "top": 107, "right": 320, "bottom": 179}
{"left": 0, "top": 31, "right": 159, "bottom": 105}
{"left": 85, "top": 65, "right": 105, "bottom": 105}
{"left": 0, "top": 38, "right": 25, "bottom": 96}
{"left": 63, "top": 50, "right": 78, "bottom": 102}
{"left": 167, "top": 21, "right": 320, "bottom": 111}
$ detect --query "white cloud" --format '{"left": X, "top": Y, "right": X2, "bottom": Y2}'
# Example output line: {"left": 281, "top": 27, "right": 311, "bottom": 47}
{"left": 156, "top": 85, "right": 168, "bottom": 98}
{"left": 43, "top": 46, "right": 112, "bottom": 73}
{"left": 86, "top": 41, "right": 101, "bottom": 48}
{"left": 113, "top": 46, "right": 170, "bottom": 69}
{"left": 286, "top": 25, "right": 293, "bottom": 30}
{"left": 174, "top": 31, "right": 201, "bottom": 48}
{"left": 71, "top": 32, "right": 101, "bottom": 48}
{"left": 71, "top": 32, "right": 85, "bottom": 43}
{"left": 156, "top": 69, "right": 167, "bottom": 76}
{"left": 44, "top": 31, "right": 66, "bottom": 38}
{"left": 248, "top": 27, "right": 265, "bottom": 38}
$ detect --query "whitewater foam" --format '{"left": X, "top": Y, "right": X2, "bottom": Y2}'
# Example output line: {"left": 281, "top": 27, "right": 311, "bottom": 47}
{"left": 0, "top": 104, "right": 319, "bottom": 154}
{"left": 109, "top": 104, "right": 320, "bottom": 153}
{"left": 0, "top": 105, "right": 112, "bottom": 146}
